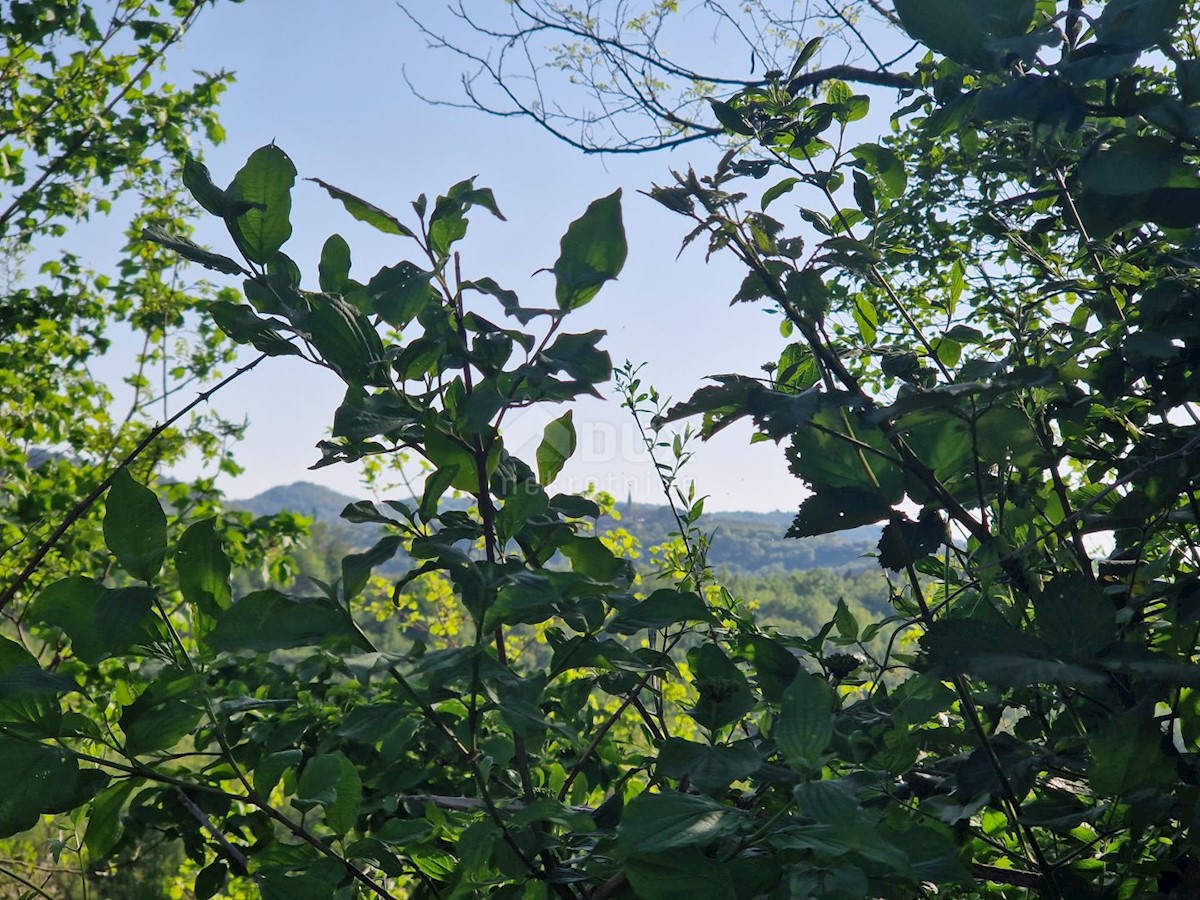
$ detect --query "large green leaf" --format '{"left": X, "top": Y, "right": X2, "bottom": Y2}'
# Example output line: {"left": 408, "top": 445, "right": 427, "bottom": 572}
{"left": 624, "top": 847, "right": 737, "bottom": 899}
{"left": 0, "top": 737, "right": 91, "bottom": 837}
{"left": 1088, "top": 709, "right": 1175, "bottom": 796}
{"left": 103, "top": 469, "right": 168, "bottom": 582}
{"left": 296, "top": 752, "right": 362, "bottom": 835}
{"left": 84, "top": 779, "right": 139, "bottom": 862}
{"left": 120, "top": 670, "right": 203, "bottom": 755}
{"left": 607, "top": 589, "right": 715, "bottom": 634}
{"left": 226, "top": 144, "right": 297, "bottom": 264}
{"left": 29, "top": 577, "right": 156, "bottom": 665}
{"left": 1033, "top": 573, "right": 1114, "bottom": 659}
{"left": 1078, "top": 135, "right": 1183, "bottom": 197}
{"left": 0, "top": 635, "right": 72, "bottom": 734}
{"left": 367, "top": 261, "right": 434, "bottom": 327}
{"left": 318, "top": 233, "right": 352, "bottom": 293}
{"left": 1093, "top": 0, "right": 1182, "bottom": 51}
{"left": 536, "top": 410, "right": 577, "bottom": 485}
{"left": 554, "top": 190, "right": 627, "bottom": 310}
{"left": 303, "top": 293, "right": 389, "bottom": 387}
{"left": 182, "top": 155, "right": 228, "bottom": 217}
{"left": 776, "top": 672, "right": 835, "bottom": 772}
{"left": 688, "top": 643, "right": 755, "bottom": 733}
{"left": 617, "top": 791, "right": 739, "bottom": 858}
{"left": 893, "top": 0, "right": 1037, "bottom": 69}
{"left": 175, "top": 519, "right": 232, "bottom": 617}
{"left": 657, "top": 738, "right": 761, "bottom": 794}
{"left": 206, "top": 590, "right": 362, "bottom": 653}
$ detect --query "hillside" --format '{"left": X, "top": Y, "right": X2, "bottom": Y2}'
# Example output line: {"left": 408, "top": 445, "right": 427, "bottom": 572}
{"left": 233, "top": 481, "right": 879, "bottom": 574}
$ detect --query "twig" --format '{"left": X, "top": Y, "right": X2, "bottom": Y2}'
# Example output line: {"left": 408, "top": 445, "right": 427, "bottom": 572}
{"left": 0, "top": 353, "right": 268, "bottom": 612}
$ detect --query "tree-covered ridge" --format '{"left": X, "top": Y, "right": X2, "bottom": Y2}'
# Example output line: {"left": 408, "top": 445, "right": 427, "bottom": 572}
{"left": 233, "top": 480, "right": 880, "bottom": 574}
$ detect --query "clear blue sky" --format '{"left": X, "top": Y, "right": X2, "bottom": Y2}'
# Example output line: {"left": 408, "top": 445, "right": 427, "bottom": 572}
{"left": 112, "top": 0, "right": 893, "bottom": 512}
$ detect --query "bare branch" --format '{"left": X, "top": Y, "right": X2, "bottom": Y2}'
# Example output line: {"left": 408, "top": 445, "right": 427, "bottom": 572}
{"left": 398, "top": 1, "right": 914, "bottom": 154}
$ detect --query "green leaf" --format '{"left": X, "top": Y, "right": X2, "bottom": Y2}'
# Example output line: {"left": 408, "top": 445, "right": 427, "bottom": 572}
{"left": 318, "top": 234, "right": 352, "bottom": 292}
{"left": 206, "top": 590, "right": 362, "bottom": 653}
{"left": 1089, "top": 709, "right": 1174, "bottom": 795}
{"left": 893, "top": 0, "right": 1037, "bottom": 70}
{"left": 0, "top": 737, "right": 87, "bottom": 837}
{"left": 182, "top": 155, "right": 228, "bottom": 217}
{"left": 85, "top": 779, "right": 139, "bottom": 862}
{"left": 367, "top": 261, "right": 434, "bottom": 328}
{"left": 762, "top": 177, "right": 800, "bottom": 209}
{"left": 104, "top": 469, "right": 167, "bottom": 582}
{"left": 341, "top": 536, "right": 403, "bottom": 601}
{"left": 424, "top": 428, "right": 500, "bottom": 494}
{"left": 1094, "top": 0, "right": 1182, "bottom": 51}
{"left": 1078, "top": 135, "right": 1183, "bottom": 197}
{"left": 877, "top": 511, "right": 947, "bottom": 572}
{"left": 536, "top": 410, "right": 577, "bottom": 485}
{"left": 308, "top": 177, "right": 414, "bottom": 237}
{"left": 1033, "top": 573, "right": 1115, "bottom": 659}
{"left": 175, "top": 519, "right": 232, "bottom": 617}
{"left": 746, "top": 636, "right": 801, "bottom": 704}
{"left": 657, "top": 738, "right": 761, "bottom": 794}
{"left": 194, "top": 861, "right": 227, "bottom": 900}
{"left": 709, "top": 99, "right": 755, "bottom": 136}
{"left": 688, "top": 643, "right": 755, "bottom": 733}
{"left": 617, "top": 791, "right": 739, "bottom": 858}
{"left": 0, "top": 635, "right": 71, "bottom": 734}
{"left": 226, "top": 144, "right": 297, "bottom": 264}
{"left": 852, "top": 294, "right": 877, "bottom": 345}
{"left": 607, "top": 589, "right": 715, "bottom": 634}
{"left": 921, "top": 618, "right": 1107, "bottom": 689}
{"left": 142, "top": 226, "right": 247, "bottom": 276}
{"left": 120, "top": 670, "right": 203, "bottom": 755}
{"left": 832, "top": 599, "right": 858, "bottom": 641}
{"left": 29, "top": 577, "right": 156, "bottom": 665}
{"left": 624, "top": 847, "right": 736, "bottom": 899}
{"left": 304, "top": 293, "right": 388, "bottom": 387}
{"left": 554, "top": 190, "right": 627, "bottom": 310}
{"left": 851, "top": 144, "right": 907, "bottom": 197}
{"left": 254, "top": 749, "right": 302, "bottom": 799}
{"left": 788, "top": 488, "right": 892, "bottom": 538}
{"left": 209, "top": 300, "right": 301, "bottom": 357}
{"left": 776, "top": 672, "right": 835, "bottom": 772}
{"left": 297, "top": 753, "right": 361, "bottom": 834}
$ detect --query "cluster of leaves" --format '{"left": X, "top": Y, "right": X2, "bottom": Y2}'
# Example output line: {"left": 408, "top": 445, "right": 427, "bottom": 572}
{"left": 644, "top": 0, "right": 1200, "bottom": 895}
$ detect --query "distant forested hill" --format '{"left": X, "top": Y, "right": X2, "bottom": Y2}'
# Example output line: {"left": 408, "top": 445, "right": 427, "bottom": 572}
{"left": 233, "top": 481, "right": 880, "bottom": 574}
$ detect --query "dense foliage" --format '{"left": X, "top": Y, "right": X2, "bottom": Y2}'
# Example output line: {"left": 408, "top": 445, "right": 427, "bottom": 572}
{"left": 4, "top": 1, "right": 1200, "bottom": 898}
